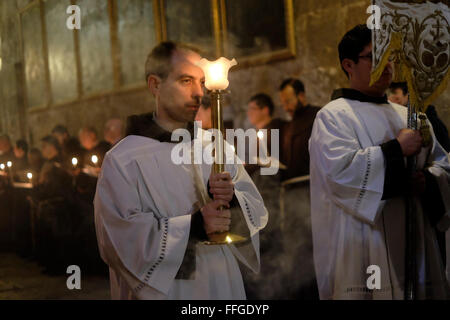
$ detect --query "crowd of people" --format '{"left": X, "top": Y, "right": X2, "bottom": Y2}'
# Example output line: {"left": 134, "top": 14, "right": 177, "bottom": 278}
{"left": 1, "top": 24, "right": 450, "bottom": 300}
{"left": 0, "top": 119, "right": 124, "bottom": 275}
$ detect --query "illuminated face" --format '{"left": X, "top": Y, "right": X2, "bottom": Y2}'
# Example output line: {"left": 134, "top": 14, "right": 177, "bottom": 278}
{"left": 279, "top": 85, "right": 299, "bottom": 118}
{"left": 41, "top": 142, "right": 57, "bottom": 160}
{"left": 247, "top": 101, "right": 267, "bottom": 127}
{"left": 79, "top": 131, "right": 97, "bottom": 150}
{"left": 388, "top": 88, "right": 408, "bottom": 106}
{"left": 156, "top": 50, "right": 206, "bottom": 124}
{"left": 14, "top": 147, "right": 25, "bottom": 159}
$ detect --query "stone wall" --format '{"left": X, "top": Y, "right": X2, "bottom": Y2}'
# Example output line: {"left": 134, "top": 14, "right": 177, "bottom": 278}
{"left": 1, "top": 0, "right": 449, "bottom": 146}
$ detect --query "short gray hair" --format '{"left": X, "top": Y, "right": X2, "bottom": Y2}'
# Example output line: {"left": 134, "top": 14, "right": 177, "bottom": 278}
{"left": 144, "top": 41, "right": 201, "bottom": 82}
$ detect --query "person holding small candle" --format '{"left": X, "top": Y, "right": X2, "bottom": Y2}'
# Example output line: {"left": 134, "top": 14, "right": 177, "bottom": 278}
{"left": 79, "top": 126, "right": 111, "bottom": 169}
{"left": 94, "top": 41, "right": 268, "bottom": 300}
{"left": 13, "top": 139, "right": 29, "bottom": 172}
{"left": 246, "top": 93, "right": 286, "bottom": 173}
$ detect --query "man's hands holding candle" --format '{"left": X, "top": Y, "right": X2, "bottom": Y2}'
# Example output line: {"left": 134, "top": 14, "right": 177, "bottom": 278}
{"left": 201, "top": 172, "right": 235, "bottom": 235}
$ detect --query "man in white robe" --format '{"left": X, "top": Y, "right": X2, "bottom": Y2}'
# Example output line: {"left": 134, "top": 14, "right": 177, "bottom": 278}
{"left": 309, "top": 25, "right": 450, "bottom": 300}
{"left": 94, "top": 42, "right": 268, "bottom": 299}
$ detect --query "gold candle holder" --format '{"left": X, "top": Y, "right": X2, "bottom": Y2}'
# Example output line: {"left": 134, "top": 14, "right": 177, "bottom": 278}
{"left": 196, "top": 57, "right": 246, "bottom": 245}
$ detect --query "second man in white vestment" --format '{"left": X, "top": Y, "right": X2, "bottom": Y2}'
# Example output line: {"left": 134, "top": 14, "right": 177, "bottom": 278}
{"left": 309, "top": 25, "right": 450, "bottom": 300}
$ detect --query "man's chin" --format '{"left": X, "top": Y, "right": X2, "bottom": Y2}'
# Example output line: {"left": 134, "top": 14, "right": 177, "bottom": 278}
{"left": 371, "top": 76, "right": 392, "bottom": 93}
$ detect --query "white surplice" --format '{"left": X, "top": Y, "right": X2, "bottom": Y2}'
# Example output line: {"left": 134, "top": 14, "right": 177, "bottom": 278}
{"left": 94, "top": 128, "right": 268, "bottom": 300}
{"left": 309, "top": 98, "right": 450, "bottom": 300}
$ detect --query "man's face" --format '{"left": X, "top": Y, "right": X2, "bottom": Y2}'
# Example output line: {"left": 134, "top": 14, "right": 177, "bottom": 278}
{"left": 41, "top": 142, "right": 56, "bottom": 160}
{"left": 0, "top": 138, "right": 11, "bottom": 154}
{"left": 14, "top": 147, "right": 25, "bottom": 159}
{"left": 52, "top": 132, "right": 68, "bottom": 146}
{"left": 388, "top": 88, "right": 408, "bottom": 106}
{"left": 346, "top": 43, "right": 393, "bottom": 95}
{"left": 247, "top": 101, "right": 267, "bottom": 127}
{"left": 279, "top": 86, "right": 300, "bottom": 117}
{"left": 79, "top": 131, "right": 97, "bottom": 150}
{"left": 155, "top": 50, "right": 205, "bottom": 124}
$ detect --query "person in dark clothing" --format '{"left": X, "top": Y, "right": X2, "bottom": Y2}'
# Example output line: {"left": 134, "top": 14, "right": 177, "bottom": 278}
{"left": 27, "top": 148, "right": 44, "bottom": 177}
{"left": 32, "top": 135, "right": 75, "bottom": 274}
{"left": 279, "top": 79, "right": 320, "bottom": 181}
{"left": 388, "top": 82, "right": 450, "bottom": 152}
{"left": 247, "top": 93, "right": 286, "bottom": 161}
{"left": 79, "top": 126, "right": 111, "bottom": 171}
{"left": 52, "top": 125, "right": 70, "bottom": 149}
{"left": 278, "top": 79, "right": 321, "bottom": 300}
{"left": 12, "top": 139, "right": 29, "bottom": 176}
{"left": 243, "top": 93, "right": 286, "bottom": 299}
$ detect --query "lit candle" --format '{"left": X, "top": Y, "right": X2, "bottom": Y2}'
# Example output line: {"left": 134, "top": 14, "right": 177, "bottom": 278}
{"left": 0, "top": 163, "right": 5, "bottom": 170}
{"left": 257, "top": 130, "right": 269, "bottom": 164}
{"left": 7, "top": 161, "right": 12, "bottom": 168}
{"left": 225, "top": 235, "right": 233, "bottom": 244}
{"left": 27, "top": 172, "right": 33, "bottom": 180}
{"left": 196, "top": 57, "right": 237, "bottom": 90}
{"left": 91, "top": 155, "right": 98, "bottom": 165}
{"left": 72, "top": 157, "right": 78, "bottom": 167}
{"left": 257, "top": 130, "right": 264, "bottom": 140}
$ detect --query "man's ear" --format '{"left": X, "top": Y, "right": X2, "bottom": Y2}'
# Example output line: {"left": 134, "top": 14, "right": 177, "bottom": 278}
{"left": 148, "top": 75, "right": 161, "bottom": 96}
{"left": 341, "top": 58, "right": 354, "bottom": 78}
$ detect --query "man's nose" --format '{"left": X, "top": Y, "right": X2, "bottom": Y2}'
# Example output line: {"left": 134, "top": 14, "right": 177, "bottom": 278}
{"left": 192, "top": 82, "right": 204, "bottom": 99}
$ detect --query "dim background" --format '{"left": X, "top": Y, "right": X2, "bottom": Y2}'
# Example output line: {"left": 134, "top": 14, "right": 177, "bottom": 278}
{"left": 0, "top": 0, "right": 449, "bottom": 148}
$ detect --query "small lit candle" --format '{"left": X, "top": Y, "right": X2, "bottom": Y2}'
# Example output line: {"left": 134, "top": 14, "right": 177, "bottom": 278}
{"left": 91, "top": 155, "right": 98, "bottom": 165}
{"left": 225, "top": 235, "right": 233, "bottom": 244}
{"left": 257, "top": 130, "right": 269, "bottom": 163}
{"left": 0, "top": 163, "right": 5, "bottom": 170}
{"left": 7, "top": 161, "right": 12, "bottom": 168}
{"left": 72, "top": 157, "right": 78, "bottom": 167}
{"left": 27, "top": 172, "right": 33, "bottom": 180}
{"left": 196, "top": 57, "right": 237, "bottom": 90}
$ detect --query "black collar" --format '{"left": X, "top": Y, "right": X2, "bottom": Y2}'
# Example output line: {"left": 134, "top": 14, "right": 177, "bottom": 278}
{"left": 331, "top": 88, "right": 389, "bottom": 104}
{"left": 125, "top": 112, "right": 195, "bottom": 143}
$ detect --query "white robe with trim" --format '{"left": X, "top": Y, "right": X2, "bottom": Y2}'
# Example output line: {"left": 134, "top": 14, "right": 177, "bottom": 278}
{"left": 309, "top": 98, "right": 450, "bottom": 300}
{"left": 94, "top": 129, "right": 268, "bottom": 300}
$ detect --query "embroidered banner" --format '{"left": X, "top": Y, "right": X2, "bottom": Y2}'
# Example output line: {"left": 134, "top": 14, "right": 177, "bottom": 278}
{"left": 370, "top": 0, "right": 449, "bottom": 111}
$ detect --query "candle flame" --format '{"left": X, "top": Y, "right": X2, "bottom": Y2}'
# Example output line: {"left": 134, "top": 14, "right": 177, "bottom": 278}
{"left": 196, "top": 57, "right": 237, "bottom": 90}
{"left": 91, "top": 155, "right": 98, "bottom": 164}
{"left": 27, "top": 172, "right": 33, "bottom": 179}
{"left": 257, "top": 130, "right": 264, "bottom": 140}
{"left": 72, "top": 157, "right": 78, "bottom": 166}
{"left": 225, "top": 235, "right": 232, "bottom": 244}
{"left": 0, "top": 163, "right": 4, "bottom": 170}
{"left": 7, "top": 161, "right": 12, "bottom": 168}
